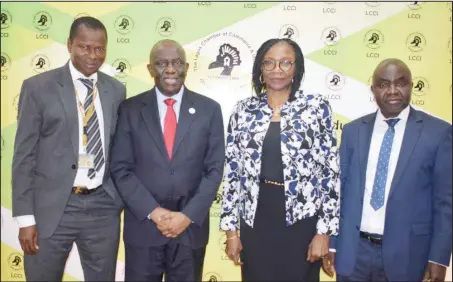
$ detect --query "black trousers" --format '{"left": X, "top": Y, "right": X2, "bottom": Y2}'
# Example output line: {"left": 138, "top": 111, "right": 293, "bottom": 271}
{"left": 125, "top": 240, "right": 206, "bottom": 282}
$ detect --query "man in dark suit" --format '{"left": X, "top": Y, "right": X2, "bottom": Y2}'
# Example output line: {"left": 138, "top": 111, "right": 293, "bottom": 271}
{"left": 322, "top": 58, "right": 452, "bottom": 281}
{"left": 12, "top": 17, "right": 126, "bottom": 281}
{"left": 110, "top": 39, "right": 225, "bottom": 281}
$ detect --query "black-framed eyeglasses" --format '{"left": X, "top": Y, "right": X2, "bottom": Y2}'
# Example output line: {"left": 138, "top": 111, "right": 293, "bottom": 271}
{"left": 154, "top": 59, "right": 186, "bottom": 69}
{"left": 261, "top": 60, "right": 295, "bottom": 72}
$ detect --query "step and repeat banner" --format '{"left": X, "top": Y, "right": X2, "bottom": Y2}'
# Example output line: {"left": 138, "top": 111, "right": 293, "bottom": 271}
{"left": 1, "top": 2, "right": 451, "bottom": 281}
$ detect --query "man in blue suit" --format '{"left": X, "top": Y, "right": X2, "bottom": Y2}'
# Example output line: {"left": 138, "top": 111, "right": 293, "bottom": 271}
{"left": 110, "top": 39, "right": 225, "bottom": 281}
{"left": 322, "top": 58, "right": 452, "bottom": 281}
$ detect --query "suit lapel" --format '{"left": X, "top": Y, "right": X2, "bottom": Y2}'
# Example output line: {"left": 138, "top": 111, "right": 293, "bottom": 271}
{"left": 96, "top": 75, "right": 112, "bottom": 160}
{"left": 57, "top": 63, "right": 78, "bottom": 157}
{"left": 172, "top": 89, "right": 196, "bottom": 160}
{"left": 388, "top": 108, "right": 423, "bottom": 199}
{"left": 358, "top": 113, "right": 376, "bottom": 200}
{"left": 141, "top": 89, "right": 169, "bottom": 163}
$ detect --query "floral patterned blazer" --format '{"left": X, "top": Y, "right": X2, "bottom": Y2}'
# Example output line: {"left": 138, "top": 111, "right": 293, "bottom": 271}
{"left": 219, "top": 90, "right": 340, "bottom": 235}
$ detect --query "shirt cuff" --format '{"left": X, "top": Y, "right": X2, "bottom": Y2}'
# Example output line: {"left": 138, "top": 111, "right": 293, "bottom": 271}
{"left": 329, "top": 248, "right": 336, "bottom": 253}
{"left": 15, "top": 215, "right": 36, "bottom": 228}
{"left": 428, "top": 260, "right": 448, "bottom": 268}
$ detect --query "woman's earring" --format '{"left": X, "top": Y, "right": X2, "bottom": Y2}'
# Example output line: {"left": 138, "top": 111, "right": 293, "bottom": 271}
{"left": 292, "top": 78, "right": 294, "bottom": 83}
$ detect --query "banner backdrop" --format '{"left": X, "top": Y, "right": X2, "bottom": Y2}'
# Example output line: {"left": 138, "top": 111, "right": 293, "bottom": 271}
{"left": 1, "top": 2, "right": 451, "bottom": 281}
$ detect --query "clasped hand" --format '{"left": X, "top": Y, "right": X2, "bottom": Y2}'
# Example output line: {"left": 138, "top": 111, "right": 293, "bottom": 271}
{"left": 150, "top": 207, "right": 191, "bottom": 238}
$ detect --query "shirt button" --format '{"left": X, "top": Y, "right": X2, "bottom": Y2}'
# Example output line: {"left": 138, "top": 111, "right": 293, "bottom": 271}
{"left": 71, "top": 164, "right": 77, "bottom": 169}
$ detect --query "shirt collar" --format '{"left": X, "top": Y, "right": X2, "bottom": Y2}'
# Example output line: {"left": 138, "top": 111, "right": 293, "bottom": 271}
{"left": 68, "top": 59, "right": 98, "bottom": 83}
{"left": 155, "top": 85, "right": 185, "bottom": 105}
{"left": 376, "top": 104, "right": 411, "bottom": 123}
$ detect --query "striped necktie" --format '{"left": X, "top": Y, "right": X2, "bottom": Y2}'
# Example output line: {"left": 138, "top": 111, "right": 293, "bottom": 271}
{"left": 79, "top": 78, "right": 104, "bottom": 179}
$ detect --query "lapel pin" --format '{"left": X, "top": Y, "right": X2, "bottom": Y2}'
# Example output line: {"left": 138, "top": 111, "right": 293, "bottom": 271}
{"left": 189, "top": 108, "right": 196, "bottom": 114}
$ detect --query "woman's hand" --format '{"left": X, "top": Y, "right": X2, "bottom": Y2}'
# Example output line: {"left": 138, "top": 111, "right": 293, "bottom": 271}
{"left": 307, "top": 234, "right": 329, "bottom": 263}
{"left": 225, "top": 231, "right": 243, "bottom": 265}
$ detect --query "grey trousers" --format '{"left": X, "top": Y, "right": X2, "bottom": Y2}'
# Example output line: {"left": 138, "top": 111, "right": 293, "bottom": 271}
{"left": 24, "top": 187, "right": 121, "bottom": 281}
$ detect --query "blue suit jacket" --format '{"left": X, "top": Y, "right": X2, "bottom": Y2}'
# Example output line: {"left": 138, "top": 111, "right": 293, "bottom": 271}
{"left": 331, "top": 107, "right": 452, "bottom": 281}
{"left": 109, "top": 87, "right": 225, "bottom": 249}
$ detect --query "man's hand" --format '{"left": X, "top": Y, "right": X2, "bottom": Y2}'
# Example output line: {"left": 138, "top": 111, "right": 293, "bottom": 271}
{"left": 423, "top": 262, "right": 447, "bottom": 282}
{"left": 162, "top": 212, "right": 191, "bottom": 238}
{"left": 322, "top": 251, "right": 336, "bottom": 277}
{"left": 18, "top": 225, "right": 39, "bottom": 255}
{"left": 307, "top": 234, "right": 329, "bottom": 263}
{"left": 150, "top": 207, "right": 172, "bottom": 234}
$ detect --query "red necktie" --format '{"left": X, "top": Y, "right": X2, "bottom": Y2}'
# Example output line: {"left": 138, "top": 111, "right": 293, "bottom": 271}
{"left": 164, "top": 98, "right": 177, "bottom": 159}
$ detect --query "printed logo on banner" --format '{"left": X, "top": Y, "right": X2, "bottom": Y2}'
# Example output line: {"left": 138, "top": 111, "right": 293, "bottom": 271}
{"left": 322, "top": 27, "right": 341, "bottom": 46}
{"left": 156, "top": 17, "right": 175, "bottom": 37}
{"left": 211, "top": 193, "right": 222, "bottom": 209}
{"left": 365, "top": 2, "right": 380, "bottom": 7}
{"left": 1, "top": 53, "right": 11, "bottom": 72}
{"left": 115, "top": 15, "right": 134, "bottom": 35}
{"left": 325, "top": 72, "right": 345, "bottom": 91}
{"left": 192, "top": 31, "right": 254, "bottom": 91}
{"left": 74, "top": 13, "right": 90, "bottom": 20}
{"left": 406, "top": 32, "right": 426, "bottom": 52}
{"left": 112, "top": 59, "right": 131, "bottom": 79}
{"left": 279, "top": 24, "right": 299, "bottom": 40}
{"left": 364, "top": 30, "right": 384, "bottom": 49}
{"left": 31, "top": 54, "right": 50, "bottom": 73}
{"left": 13, "top": 93, "right": 19, "bottom": 110}
{"left": 218, "top": 233, "right": 226, "bottom": 252}
{"left": 447, "top": 2, "right": 452, "bottom": 11}
{"left": 448, "top": 38, "right": 451, "bottom": 53}
{"left": 407, "top": 1, "right": 425, "bottom": 10}
{"left": 412, "top": 77, "right": 429, "bottom": 96}
{"left": 1, "top": 10, "right": 12, "bottom": 29}
{"left": 33, "top": 11, "right": 52, "bottom": 31}
{"left": 8, "top": 253, "right": 24, "bottom": 271}
{"left": 203, "top": 272, "right": 223, "bottom": 282}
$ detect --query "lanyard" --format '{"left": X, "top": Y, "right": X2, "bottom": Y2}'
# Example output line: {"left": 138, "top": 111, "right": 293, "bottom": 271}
{"left": 74, "top": 84, "right": 98, "bottom": 150}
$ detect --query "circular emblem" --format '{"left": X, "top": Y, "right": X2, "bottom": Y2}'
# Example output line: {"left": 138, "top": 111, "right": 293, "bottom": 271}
{"left": 406, "top": 32, "right": 426, "bottom": 52}
{"left": 322, "top": 27, "right": 341, "bottom": 46}
{"left": 156, "top": 17, "right": 175, "bottom": 37}
{"left": 364, "top": 30, "right": 384, "bottom": 49}
{"left": 1, "top": 53, "right": 11, "bottom": 72}
{"left": 203, "top": 272, "right": 222, "bottom": 282}
{"left": 8, "top": 253, "right": 24, "bottom": 271}
{"left": 1, "top": 10, "right": 12, "bottom": 29}
{"left": 112, "top": 59, "right": 131, "bottom": 79}
{"left": 407, "top": 1, "right": 424, "bottom": 10}
{"left": 279, "top": 24, "right": 299, "bottom": 40}
{"left": 365, "top": 2, "right": 380, "bottom": 7}
{"left": 412, "top": 77, "right": 429, "bottom": 96}
{"left": 325, "top": 71, "right": 345, "bottom": 91}
{"left": 31, "top": 54, "right": 50, "bottom": 73}
{"left": 192, "top": 32, "right": 254, "bottom": 91}
{"left": 74, "top": 13, "right": 90, "bottom": 20}
{"left": 33, "top": 11, "right": 52, "bottom": 31}
{"left": 114, "top": 15, "right": 134, "bottom": 35}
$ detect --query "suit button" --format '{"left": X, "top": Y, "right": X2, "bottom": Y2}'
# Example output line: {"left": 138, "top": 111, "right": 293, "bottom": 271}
{"left": 169, "top": 169, "right": 175, "bottom": 175}
{"left": 71, "top": 164, "right": 76, "bottom": 169}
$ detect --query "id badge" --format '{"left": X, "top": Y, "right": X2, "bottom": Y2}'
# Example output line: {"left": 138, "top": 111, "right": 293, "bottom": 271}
{"left": 78, "top": 154, "right": 95, "bottom": 169}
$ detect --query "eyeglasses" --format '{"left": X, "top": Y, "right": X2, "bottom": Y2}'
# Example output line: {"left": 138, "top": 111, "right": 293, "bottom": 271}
{"left": 154, "top": 59, "right": 185, "bottom": 69}
{"left": 261, "top": 60, "right": 295, "bottom": 72}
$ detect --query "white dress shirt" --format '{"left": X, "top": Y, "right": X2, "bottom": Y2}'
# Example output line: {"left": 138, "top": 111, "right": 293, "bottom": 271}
{"left": 155, "top": 86, "right": 184, "bottom": 131}
{"left": 16, "top": 60, "right": 106, "bottom": 228}
{"left": 360, "top": 105, "right": 410, "bottom": 235}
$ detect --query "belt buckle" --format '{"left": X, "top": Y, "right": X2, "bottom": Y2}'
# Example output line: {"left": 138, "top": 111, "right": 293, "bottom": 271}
{"left": 73, "top": 186, "right": 89, "bottom": 195}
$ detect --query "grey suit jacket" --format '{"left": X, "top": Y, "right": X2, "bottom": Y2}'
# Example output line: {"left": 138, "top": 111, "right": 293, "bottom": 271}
{"left": 12, "top": 62, "right": 126, "bottom": 239}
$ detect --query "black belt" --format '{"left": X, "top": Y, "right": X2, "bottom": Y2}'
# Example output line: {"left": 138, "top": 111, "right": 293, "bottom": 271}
{"left": 72, "top": 185, "right": 102, "bottom": 195}
{"left": 360, "top": 231, "right": 383, "bottom": 244}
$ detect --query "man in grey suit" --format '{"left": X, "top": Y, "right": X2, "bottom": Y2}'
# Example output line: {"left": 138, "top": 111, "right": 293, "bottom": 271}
{"left": 12, "top": 17, "right": 126, "bottom": 281}
{"left": 110, "top": 39, "right": 225, "bottom": 281}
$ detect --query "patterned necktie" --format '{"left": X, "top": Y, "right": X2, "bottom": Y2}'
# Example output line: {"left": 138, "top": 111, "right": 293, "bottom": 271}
{"left": 79, "top": 78, "right": 104, "bottom": 179}
{"left": 370, "top": 118, "right": 400, "bottom": 210}
{"left": 163, "top": 98, "right": 177, "bottom": 159}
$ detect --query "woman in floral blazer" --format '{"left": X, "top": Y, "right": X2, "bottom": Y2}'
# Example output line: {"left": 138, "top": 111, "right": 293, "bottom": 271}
{"left": 220, "top": 38, "right": 340, "bottom": 281}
